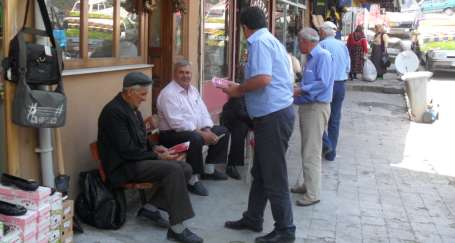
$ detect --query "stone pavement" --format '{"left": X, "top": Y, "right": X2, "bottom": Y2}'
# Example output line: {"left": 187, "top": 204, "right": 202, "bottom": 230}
{"left": 75, "top": 75, "right": 455, "bottom": 243}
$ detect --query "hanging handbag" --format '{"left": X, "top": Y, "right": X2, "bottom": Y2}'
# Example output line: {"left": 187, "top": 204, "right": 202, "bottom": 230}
{"left": 12, "top": 74, "right": 66, "bottom": 128}
{"left": 2, "top": 0, "right": 63, "bottom": 85}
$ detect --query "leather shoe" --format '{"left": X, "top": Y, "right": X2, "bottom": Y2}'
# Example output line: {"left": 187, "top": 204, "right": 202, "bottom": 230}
{"left": 187, "top": 181, "right": 208, "bottom": 196}
{"left": 200, "top": 170, "right": 228, "bottom": 180}
{"left": 167, "top": 228, "right": 203, "bottom": 243}
{"left": 137, "top": 207, "right": 170, "bottom": 228}
{"left": 296, "top": 198, "right": 320, "bottom": 207}
{"left": 255, "top": 229, "right": 295, "bottom": 243}
{"left": 226, "top": 166, "right": 241, "bottom": 180}
{"left": 0, "top": 200, "right": 27, "bottom": 216}
{"left": 225, "top": 218, "right": 262, "bottom": 232}
{"left": 1, "top": 173, "right": 39, "bottom": 191}
{"left": 290, "top": 184, "right": 307, "bottom": 194}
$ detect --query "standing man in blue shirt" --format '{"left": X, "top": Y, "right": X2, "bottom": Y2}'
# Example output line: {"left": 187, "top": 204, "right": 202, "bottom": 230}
{"left": 293, "top": 27, "right": 334, "bottom": 207}
{"left": 222, "top": 6, "right": 296, "bottom": 243}
{"left": 319, "top": 21, "right": 350, "bottom": 161}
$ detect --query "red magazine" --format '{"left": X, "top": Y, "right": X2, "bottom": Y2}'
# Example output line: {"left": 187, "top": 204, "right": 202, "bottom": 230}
{"left": 169, "top": 141, "right": 190, "bottom": 153}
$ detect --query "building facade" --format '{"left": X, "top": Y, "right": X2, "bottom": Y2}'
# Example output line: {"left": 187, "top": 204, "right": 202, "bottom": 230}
{"left": 0, "top": 0, "right": 309, "bottom": 196}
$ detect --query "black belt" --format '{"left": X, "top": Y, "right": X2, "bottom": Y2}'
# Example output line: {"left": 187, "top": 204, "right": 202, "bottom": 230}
{"left": 335, "top": 80, "right": 347, "bottom": 82}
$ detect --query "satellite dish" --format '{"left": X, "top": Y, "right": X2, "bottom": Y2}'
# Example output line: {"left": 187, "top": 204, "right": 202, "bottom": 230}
{"left": 395, "top": 50, "right": 420, "bottom": 75}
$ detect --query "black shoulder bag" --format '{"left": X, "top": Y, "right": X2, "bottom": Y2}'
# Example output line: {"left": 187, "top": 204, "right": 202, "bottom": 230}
{"left": 3, "top": 0, "right": 63, "bottom": 85}
{"left": 10, "top": 0, "right": 66, "bottom": 128}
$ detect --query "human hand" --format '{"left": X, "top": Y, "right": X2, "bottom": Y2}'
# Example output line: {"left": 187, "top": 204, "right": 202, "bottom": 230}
{"left": 199, "top": 129, "right": 219, "bottom": 145}
{"left": 156, "top": 150, "right": 179, "bottom": 161}
{"left": 222, "top": 82, "right": 242, "bottom": 97}
{"left": 144, "top": 116, "right": 156, "bottom": 132}
{"left": 153, "top": 145, "right": 168, "bottom": 154}
{"left": 293, "top": 86, "right": 302, "bottom": 97}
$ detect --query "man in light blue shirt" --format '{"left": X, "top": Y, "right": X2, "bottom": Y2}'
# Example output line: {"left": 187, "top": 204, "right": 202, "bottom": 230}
{"left": 223, "top": 6, "right": 296, "bottom": 243}
{"left": 292, "top": 27, "right": 333, "bottom": 207}
{"left": 319, "top": 21, "right": 351, "bottom": 161}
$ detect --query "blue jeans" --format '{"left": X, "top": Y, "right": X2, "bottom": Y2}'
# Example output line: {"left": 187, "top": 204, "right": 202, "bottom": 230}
{"left": 322, "top": 81, "right": 346, "bottom": 160}
{"left": 243, "top": 106, "right": 295, "bottom": 231}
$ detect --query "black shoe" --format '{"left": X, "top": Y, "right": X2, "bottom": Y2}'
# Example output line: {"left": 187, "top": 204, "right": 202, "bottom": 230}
{"left": 187, "top": 181, "right": 208, "bottom": 196}
{"left": 226, "top": 166, "right": 241, "bottom": 180}
{"left": 200, "top": 170, "right": 228, "bottom": 180}
{"left": 255, "top": 229, "right": 295, "bottom": 243}
{"left": 1, "top": 173, "right": 39, "bottom": 191}
{"left": 137, "top": 207, "right": 170, "bottom": 228}
{"left": 167, "top": 228, "right": 203, "bottom": 243}
{"left": 0, "top": 200, "right": 27, "bottom": 216}
{"left": 225, "top": 218, "right": 262, "bottom": 232}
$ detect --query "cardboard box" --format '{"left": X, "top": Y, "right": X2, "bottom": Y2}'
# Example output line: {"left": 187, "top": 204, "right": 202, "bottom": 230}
{"left": 61, "top": 219, "right": 72, "bottom": 233}
{"left": 61, "top": 230, "right": 73, "bottom": 243}
{"left": 49, "top": 229, "right": 61, "bottom": 243}
{"left": 0, "top": 210, "right": 37, "bottom": 239}
{"left": 0, "top": 226, "right": 20, "bottom": 243}
{"left": 62, "top": 200, "right": 73, "bottom": 222}
{"left": 50, "top": 214, "right": 62, "bottom": 230}
{"left": 0, "top": 185, "right": 51, "bottom": 210}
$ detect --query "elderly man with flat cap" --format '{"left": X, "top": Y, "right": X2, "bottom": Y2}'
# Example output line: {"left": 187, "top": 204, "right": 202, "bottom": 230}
{"left": 97, "top": 72, "right": 203, "bottom": 243}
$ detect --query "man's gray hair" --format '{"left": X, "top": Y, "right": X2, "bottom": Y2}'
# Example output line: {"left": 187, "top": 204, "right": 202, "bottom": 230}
{"left": 320, "top": 26, "right": 336, "bottom": 37}
{"left": 298, "top": 28, "right": 320, "bottom": 43}
{"left": 174, "top": 59, "right": 192, "bottom": 69}
{"left": 122, "top": 84, "right": 150, "bottom": 92}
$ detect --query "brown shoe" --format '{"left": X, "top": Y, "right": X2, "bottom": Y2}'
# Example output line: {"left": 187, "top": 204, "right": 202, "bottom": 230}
{"left": 296, "top": 198, "right": 320, "bottom": 207}
{"left": 290, "top": 184, "right": 307, "bottom": 194}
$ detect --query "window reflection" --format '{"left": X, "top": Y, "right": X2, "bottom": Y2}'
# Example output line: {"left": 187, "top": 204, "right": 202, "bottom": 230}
{"left": 87, "top": 0, "right": 114, "bottom": 58}
{"left": 274, "top": 2, "right": 304, "bottom": 58}
{"left": 203, "top": 0, "right": 230, "bottom": 80}
{"left": 47, "top": 0, "right": 81, "bottom": 59}
{"left": 120, "top": 0, "right": 140, "bottom": 58}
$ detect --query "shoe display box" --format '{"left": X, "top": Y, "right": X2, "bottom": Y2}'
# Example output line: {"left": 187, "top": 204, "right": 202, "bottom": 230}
{"left": 0, "top": 226, "right": 20, "bottom": 243}
{"left": 0, "top": 184, "right": 53, "bottom": 243}
{"left": 0, "top": 185, "right": 51, "bottom": 211}
{"left": 60, "top": 199, "right": 73, "bottom": 243}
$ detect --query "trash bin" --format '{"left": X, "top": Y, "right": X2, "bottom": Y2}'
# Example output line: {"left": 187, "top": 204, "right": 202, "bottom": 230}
{"left": 401, "top": 71, "right": 433, "bottom": 122}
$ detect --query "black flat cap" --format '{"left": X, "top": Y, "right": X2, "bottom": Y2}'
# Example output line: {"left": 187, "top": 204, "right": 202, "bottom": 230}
{"left": 123, "top": 72, "right": 153, "bottom": 88}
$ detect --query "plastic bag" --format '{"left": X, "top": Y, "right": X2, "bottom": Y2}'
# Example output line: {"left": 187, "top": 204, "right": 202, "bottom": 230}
{"left": 363, "top": 58, "right": 377, "bottom": 82}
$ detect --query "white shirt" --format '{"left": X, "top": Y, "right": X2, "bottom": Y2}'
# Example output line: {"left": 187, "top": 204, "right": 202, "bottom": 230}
{"left": 157, "top": 80, "right": 213, "bottom": 132}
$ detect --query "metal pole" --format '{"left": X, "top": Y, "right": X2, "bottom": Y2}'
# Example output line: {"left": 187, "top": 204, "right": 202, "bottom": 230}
{"left": 35, "top": 0, "right": 55, "bottom": 187}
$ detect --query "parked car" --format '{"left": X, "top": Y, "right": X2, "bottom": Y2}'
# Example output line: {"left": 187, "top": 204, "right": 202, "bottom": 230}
{"left": 424, "top": 49, "right": 455, "bottom": 72}
{"left": 420, "top": 0, "right": 455, "bottom": 15}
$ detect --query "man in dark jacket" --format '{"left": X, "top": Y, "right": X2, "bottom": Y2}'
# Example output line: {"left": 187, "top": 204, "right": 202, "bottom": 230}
{"left": 97, "top": 72, "right": 203, "bottom": 243}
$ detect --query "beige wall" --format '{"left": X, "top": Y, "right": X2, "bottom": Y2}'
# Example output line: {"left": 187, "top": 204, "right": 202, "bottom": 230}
{"left": 16, "top": 68, "right": 152, "bottom": 197}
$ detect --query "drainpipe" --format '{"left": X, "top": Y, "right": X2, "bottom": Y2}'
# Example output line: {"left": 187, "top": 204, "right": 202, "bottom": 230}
{"left": 34, "top": 0, "right": 55, "bottom": 187}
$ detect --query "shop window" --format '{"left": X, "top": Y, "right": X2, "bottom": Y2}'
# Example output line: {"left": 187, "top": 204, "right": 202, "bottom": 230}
{"left": 203, "top": 0, "right": 232, "bottom": 81}
{"left": 47, "top": 0, "right": 144, "bottom": 69}
{"left": 274, "top": 1, "right": 305, "bottom": 58}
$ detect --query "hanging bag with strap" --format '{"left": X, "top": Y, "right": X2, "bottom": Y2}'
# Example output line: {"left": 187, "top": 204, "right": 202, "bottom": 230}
{"left": 9, "top": 0, "right": 66, "bottom": 128}
{"left": 2, "top": 0, "right": 63, "bottom": 85}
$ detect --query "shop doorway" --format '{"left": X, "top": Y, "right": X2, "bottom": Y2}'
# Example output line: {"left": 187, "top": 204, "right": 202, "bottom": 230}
{"left": 148, "top": 0, "right": 185, "bottom": 113}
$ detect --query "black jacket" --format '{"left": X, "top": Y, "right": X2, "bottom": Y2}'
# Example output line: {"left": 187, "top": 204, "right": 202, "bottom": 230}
{"left": 97, "top": 93, "right": 157, "bottom": 187}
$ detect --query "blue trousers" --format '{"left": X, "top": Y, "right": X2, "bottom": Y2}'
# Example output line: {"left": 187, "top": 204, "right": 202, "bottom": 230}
{"left": 243, "top": 106, "right": 296, "bottom": 231}
{"left": 323, "top": 81, "right": 346, "bottom": 160}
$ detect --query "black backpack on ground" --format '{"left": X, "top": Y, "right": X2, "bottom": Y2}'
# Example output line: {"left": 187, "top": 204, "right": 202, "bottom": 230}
{"left": 75, "top": 170, "right": 126, "bottom": 230}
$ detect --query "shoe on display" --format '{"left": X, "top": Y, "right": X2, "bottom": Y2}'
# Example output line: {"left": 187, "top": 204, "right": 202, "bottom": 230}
{"left": 1, "top": 173, "right": 39, "bottom": 191}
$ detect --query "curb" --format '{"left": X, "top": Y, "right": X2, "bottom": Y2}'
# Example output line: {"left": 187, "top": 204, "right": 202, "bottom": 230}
{"left": 346, "top": 82, "right": 404, "bottom": 95}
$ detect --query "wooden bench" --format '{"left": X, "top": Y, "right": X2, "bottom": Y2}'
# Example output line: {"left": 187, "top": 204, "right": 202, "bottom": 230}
{"left": 89, "top": 142, "right": 154, "bottom": 205}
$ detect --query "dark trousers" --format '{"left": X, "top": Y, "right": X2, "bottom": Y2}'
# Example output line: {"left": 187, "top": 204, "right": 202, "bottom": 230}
{"left": 159, "top": 126, "right": 229, "bottom": 175}
{"left": 221, "top": 100, "right": 252, "bottom": 166}
{"left": 129, "top": 160, "right": 194, "bottom": 225}
{"left": 322, "top": 81, "right": 346, "bottom": 160}
{"left": 243, "top": 106, "right": 295, "bottom": 231}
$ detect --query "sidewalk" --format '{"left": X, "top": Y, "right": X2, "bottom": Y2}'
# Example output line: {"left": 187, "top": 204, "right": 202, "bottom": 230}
{"left": 346, "top": 72, "right": 404, "bottom": 94}
{"left": 75, "top": 74, "right": 455, "bottom": 243}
